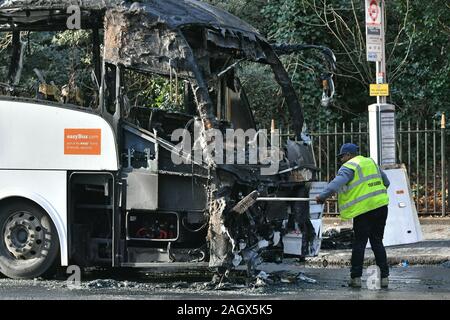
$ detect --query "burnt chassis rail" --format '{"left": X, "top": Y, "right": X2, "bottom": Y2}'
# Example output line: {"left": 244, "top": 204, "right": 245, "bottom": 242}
{"left": 0, "top": 0, "right": 324, "bottom": 273}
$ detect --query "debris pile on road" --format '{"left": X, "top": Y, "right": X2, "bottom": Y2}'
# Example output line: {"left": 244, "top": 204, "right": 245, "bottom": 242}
{"left": 252, "top": 270, "right": 317, "bottom": 287}
{"left": 321, "top": 227, "right": 354, "bottom": 249}
{"left": 85, "top": 279, "right": 138, "bottom": 289}
{"left": 297, "top": 272, "right": 317, "bottom": 284}
{"left": 204, "top": 269, "right": 318, "bottom": 290}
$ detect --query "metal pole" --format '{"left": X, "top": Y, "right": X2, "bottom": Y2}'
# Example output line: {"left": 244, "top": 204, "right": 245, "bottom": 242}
{"left": 257, "top": 197, "right": 316, "bottom": 202}
{"left": 408, "top": 121, "right": 411, "bottom": 172}
{"left": 326, "top": 123, "right": 330, "bottom": 181}
{"left": 399, "top": 121, "right": 403, "bottom": 164}
{"left": 378, "top": 0, "right": 387, "bottom": 103}
{"left": 326, "top": 123, "right": 330, "bottom": 214}
{"left": 343, "top": 122, "right": 346, "bottom": 146}
{"left": 351, "top": 122, "right": 354, "bottom": 144}
{"left": 334, "top": 123, "right": 338, "bottom": 213}
{"left": 433, "top": 120, "right": 437, "bottom": 213}
{"left": 425, "top": 120, "right": 428, "bottom": 213}
{"left": 358, "top": 122, "right": 362, "bottom": 154}
{"left": 334, "top": 123, "right": 338, "bottom": 174}
{"left": 441, "top": 113, "right": 446, "bottom": 217}
{"left": 318, "top": 123, "right": 322, "bottom": 181}
{"left": 416, "top": 121, "right": 420, "bottom": 211}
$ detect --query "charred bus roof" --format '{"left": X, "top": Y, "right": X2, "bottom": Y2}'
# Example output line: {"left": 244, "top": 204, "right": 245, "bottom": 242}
{"left": 0, "top": 0, "right": 305, "bottom": 134}
{"left": 0, "top": 0, "right": 259, "bottom": 35}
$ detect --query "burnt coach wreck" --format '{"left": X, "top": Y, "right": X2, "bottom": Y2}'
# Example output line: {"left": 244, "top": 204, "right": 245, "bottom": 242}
{"left": 0, "top": 0, "right": 331, "bottom": 280}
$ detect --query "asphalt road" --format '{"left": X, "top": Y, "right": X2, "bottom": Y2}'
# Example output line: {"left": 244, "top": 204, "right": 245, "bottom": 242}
{"left": 0, "top": 265, "right": 449, "bottom": 300}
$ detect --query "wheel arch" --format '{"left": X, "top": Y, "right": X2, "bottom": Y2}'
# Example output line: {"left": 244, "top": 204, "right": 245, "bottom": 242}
{"left": 0, "top": 192, "right": 68, "bottom": 266}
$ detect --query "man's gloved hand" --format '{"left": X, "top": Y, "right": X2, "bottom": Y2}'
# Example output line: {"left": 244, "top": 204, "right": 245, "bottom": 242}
{"left": 315, "top": 195, "right": 326, "bottom": 204}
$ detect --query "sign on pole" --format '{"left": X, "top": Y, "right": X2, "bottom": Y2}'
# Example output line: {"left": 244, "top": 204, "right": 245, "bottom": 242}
{"left": 370, "top": 84, "right": 389, "bottom": 97}
{"left": 365, "top": 0, "right": 383, "bottom": 62}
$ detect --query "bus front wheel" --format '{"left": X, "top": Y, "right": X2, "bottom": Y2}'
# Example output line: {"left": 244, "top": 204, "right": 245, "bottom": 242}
{"left": 0, "top": 201, "right": 59, "bottom": 279}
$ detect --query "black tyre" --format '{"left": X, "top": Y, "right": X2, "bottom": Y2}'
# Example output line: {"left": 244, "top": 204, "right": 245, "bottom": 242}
{"left": 0, "top": 201, "right": 59, "bottom": 279}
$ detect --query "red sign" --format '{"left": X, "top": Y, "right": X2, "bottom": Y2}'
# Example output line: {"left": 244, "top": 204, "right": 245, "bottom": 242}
{"left": 369, "top": 0, "right": 379, "bottom": 22}
{"left": 366, "top": 0, "right": 382, "bottom": 25}
{"left": 64, "top": 129, "right": 102, "bottom": 155}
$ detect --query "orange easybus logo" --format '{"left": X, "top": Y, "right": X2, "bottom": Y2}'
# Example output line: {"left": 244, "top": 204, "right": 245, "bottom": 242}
{"left": 64, "top": 129, "right": 101, "bottom": 155}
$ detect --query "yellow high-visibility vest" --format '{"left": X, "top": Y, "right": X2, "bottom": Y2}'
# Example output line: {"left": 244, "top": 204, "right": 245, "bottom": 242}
{"left": 338, "top": 155, "right": 389, "bottom": 220}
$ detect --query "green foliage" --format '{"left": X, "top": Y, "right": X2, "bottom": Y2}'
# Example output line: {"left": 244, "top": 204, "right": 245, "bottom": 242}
{"left": 0, "top": 30, "right": 95, "bottom": 105}
{"left": 218, "top": 0, "right": 450, "bottom": 125}
{"left": 262, "top": 0, "right": 374, "bottom": 125}
{"left": 237, "top": 63, "right": 283, "bottom": 129}
{"left": 0, "top": 1, "right": 448, "bottom": 127}
{"left": 253, "top": 0, "right": 450, "bottom": 123}
{"left": 205, "top": 0, "right": 270, "bottom": 33}
{"left": 123, "top": 69, "right": 184, "bottom": 112}
{"left": 388, "top": 1, "right": 450, "bottom": 120}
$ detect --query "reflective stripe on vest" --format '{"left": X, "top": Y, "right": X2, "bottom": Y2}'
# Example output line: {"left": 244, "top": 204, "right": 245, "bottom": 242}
{"left": 342, "top": 160, "right": 382, "bottom": 192}
{"left": 339, "top": 189, "right": 388, "bottom": 211}
{"left": 337, "top": 156, "right": 389, "bottom": 220}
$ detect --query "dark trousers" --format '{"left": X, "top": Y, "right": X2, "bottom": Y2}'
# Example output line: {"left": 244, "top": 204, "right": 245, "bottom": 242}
{"left": 351, "top": 205, "right": 389, "bottom": 278}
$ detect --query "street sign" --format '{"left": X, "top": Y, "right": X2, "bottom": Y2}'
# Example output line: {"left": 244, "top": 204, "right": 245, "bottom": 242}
{"left": 370, "top": 84, "right": 389, "bottom": 96}
{"left": 366, "top": 0, "right": 382, "bottom": 25}
{"left": 365, "top": 0, "right": 383, "bottom": 62}
{"left": 376, "top": 72, "right": 385, "bottom": 84}
{"left": 367, "top": 1, "right": 397, "bottom": 169}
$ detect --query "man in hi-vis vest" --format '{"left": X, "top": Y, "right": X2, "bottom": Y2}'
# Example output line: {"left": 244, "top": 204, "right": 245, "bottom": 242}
{"left": 316, "top": 143, "right": 390, "bottom": 288}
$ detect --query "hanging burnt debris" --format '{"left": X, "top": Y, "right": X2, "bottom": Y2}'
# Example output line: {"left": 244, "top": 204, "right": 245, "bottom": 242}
{"left": 0, "top": 0, "right": 332, "bottom": 279}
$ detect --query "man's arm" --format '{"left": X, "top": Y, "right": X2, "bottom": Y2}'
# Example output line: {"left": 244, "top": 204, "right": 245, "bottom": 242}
{"left": 316, "top": 167, "right": 354, "bottom": 203}
{"left": 380, "top": 169, "right": 390, "bottom": 188}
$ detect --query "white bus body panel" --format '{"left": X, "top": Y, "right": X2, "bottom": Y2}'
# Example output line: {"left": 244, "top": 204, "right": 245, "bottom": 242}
{"left": 0, "top": 170, "right": 68, "bottom": 266}
{"left": 0, "top": 100, "right": 118, "bottom": 170}
{"left": 0, "top": 99, "right": 120, "bottom": 266}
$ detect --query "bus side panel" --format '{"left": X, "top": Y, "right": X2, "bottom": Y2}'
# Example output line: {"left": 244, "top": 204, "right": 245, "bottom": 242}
{"left": 0, "top": 170, "right": 68, "bottom": 266}
{"left": 0, "top": 99, "right": 118, "bottom": 171}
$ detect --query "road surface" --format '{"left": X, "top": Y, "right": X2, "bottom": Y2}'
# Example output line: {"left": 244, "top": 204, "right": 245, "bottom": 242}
{"left": 0, "top": 265, "right": 449, "bottom": 300}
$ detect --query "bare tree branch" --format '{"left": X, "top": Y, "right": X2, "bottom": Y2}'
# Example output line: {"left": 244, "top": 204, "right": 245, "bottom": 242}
{"left": 311, "top": 0, "right": 370, "bottom": 84}
{"left": 390, "top": 25, "right": 415, "bottom": 82}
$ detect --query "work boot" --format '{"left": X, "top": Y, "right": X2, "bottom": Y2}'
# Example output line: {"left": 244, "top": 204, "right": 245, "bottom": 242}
{"left": 348, "top": 277, "right": 361, "bottom": 288}
{"left": 381, "top": 277, "right": 389, "bottom": 288}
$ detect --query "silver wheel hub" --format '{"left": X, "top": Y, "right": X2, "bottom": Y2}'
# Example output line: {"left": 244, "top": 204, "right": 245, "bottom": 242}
{"left": 3, "top": 211, "right": 45, "bottom": 260}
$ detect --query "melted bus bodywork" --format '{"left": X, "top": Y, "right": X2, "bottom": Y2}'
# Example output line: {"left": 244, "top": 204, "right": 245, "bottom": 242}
{"left": 0, "top": 0, "right": 326, "bottom": 279}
